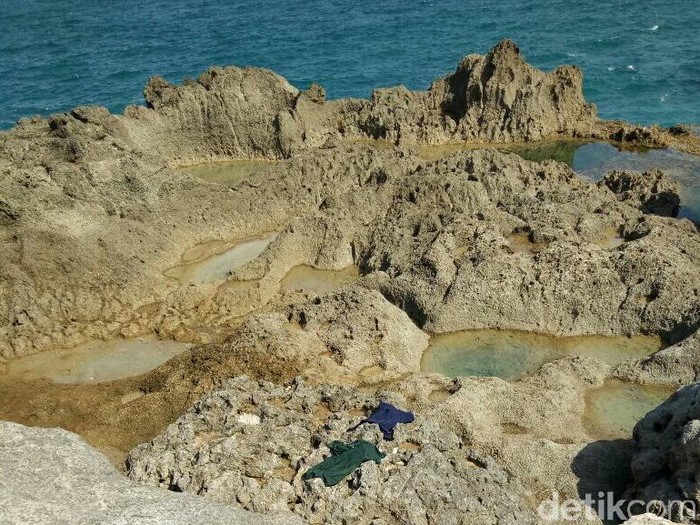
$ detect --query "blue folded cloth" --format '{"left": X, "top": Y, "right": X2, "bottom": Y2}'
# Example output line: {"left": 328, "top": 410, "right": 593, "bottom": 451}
{"left": 349, "top": 401, "right": 415, "bottom": 440}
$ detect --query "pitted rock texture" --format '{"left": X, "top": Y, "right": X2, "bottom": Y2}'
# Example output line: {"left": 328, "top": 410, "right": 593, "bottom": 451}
{"left": 0, "top": 421, "right": 303, "bottom": 525}
{"left": 342, "top": 39, "right": 597, "bottom": 144}
{"left": 624, "top": 383, "right": 700, "bottom": 523}
{"left": 127, "top": 376, "right": 538, "bottom": 525}
{"left": 599, "top": 169, "right": 681, "bottom": 217}
{"left": 350, "top": 150, "right": 699, "bottom": 340}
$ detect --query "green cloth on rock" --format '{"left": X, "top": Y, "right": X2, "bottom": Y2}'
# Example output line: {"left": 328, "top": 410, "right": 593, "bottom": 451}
{"left": 302, "top": 440, "right": 385, "bottom": 486}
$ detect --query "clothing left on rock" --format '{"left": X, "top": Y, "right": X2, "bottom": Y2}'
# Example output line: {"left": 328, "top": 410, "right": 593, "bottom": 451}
{"left": 349, "top": 401, "right": 415, "bottom": 440}
{"left": 302, "top": 440, "right": 386, "bottom": 487}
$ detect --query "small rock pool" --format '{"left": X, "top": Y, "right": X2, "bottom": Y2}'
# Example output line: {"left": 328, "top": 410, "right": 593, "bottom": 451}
{"left": 179, "top": 159, "right": 277, "bottom": 187}
{"left": 164, "top": 234, "right": 276, "bottom": 285}
{"left": 6, "top": 338, "right": 191, "bottom": 384}
{"left": 584, "top": 379, "right": 675, "bottom": 439}
{"left": 280, "top": 265, "right": 359, "bottom": 294}
{"left": 420, "top": 329, "right": 662, "bottom": 381}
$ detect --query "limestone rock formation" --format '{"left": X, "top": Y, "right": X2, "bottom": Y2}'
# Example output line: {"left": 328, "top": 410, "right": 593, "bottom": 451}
{"left": 129, "top": 67, "right": 324, "bottom": 161}
{"left": 353, "top": 150, "right": 700, "bottom": 340}
{"left": 127, "top": 376, "right": 538, "bottom": 525}
{"left": 599, "top": 169, "right": 681, "bottom": 217}
{"left": 343, "top": 39, "right": 597, "bottom": 144}
{"left": 625, "top": 383, "right": 700, "bottom": 523}
{"left": 0, "top": 420, "right": 303, "bottom": 525}
{"left": 2, "top": 40, "right": 699, "bottom": 360}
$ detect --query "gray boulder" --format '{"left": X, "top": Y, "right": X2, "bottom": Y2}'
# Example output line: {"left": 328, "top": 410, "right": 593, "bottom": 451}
{"left": 0, "top": 421, "right": 303, "bottom": 525}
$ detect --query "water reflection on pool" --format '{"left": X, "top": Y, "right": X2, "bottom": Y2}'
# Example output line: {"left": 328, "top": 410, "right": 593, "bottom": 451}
{"left": 6, "top": 338, "right": 191, "bottom": 384}
{"left": 280, "top": 265, "right": 359, "bottom": 294}
{"left": 165, "top": 235, "right": 276, "bottom": 285}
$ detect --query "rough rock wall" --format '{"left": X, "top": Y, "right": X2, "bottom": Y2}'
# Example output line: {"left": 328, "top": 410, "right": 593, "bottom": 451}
{"left": 124, "top": 67, "right": 338, "bottom": 162}
{"left": 118, "top": 39, "right": 600, "bottom": 163}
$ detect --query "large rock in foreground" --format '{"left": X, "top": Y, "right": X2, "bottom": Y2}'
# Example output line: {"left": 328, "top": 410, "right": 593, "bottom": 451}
{"left": 0, "top": 421, "right": 302, "bottom": 525}
{"left": 624, "top": 383, "right": 700, "bottom": 523}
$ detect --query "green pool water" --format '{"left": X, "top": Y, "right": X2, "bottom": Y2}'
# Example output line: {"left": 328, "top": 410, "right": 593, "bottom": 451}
{"left": 180, "top": 159, "right": 277, "bottom": 187}
{"left": 421, "top": 329, "right": 662, "bottom": 381}
{"left": 585, "top": 379, "right": 675, "bottom": 439}
{"left": 280, "top": 265, "right": 359, "bottom": 294}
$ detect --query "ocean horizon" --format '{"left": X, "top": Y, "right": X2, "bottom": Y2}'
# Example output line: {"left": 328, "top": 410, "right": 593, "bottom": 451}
{"left": 1, "top": 0, "right": 698, "bottom": 130}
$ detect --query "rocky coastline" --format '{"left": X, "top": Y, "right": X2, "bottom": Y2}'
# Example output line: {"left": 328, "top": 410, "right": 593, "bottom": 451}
{"left": 1, "top": 40, "right": 699, "bottom": 524}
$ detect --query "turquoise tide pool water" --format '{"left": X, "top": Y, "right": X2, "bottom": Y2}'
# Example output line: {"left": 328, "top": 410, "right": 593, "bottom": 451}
{"left": 512, "top": 141, "right": 700, "bottom": 222}
{"left": 1, "top": 0, "right": 699, "bottom": 130}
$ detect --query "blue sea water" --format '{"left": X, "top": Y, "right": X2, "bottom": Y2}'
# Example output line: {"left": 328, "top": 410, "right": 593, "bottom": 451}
{"left": 0, "top": 0, "right": 698, "bottom": 130}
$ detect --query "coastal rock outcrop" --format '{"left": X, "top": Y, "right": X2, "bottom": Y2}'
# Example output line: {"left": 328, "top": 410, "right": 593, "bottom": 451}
{"left": 0, "top": 420, "right": 303, "bottom": 525}
{"left": 624, "top": 383, "right": 700, "bottom": 523}
{"left": 128, "top": 67, "right": 334, "bottom": 161}
{"left": 343, "top": 39, "right": 597, "bottom": 144}
{"left": 2, "top": 40, "right": 699, "bottom": 359}
{"left": 599, "top": 169, "right": 681, "bottom": 217}
{"left": 127, "top": 375, "right": 538, "bottom": 525}
{"left": 353, "top": 150, "right": 700, "bottom": 340}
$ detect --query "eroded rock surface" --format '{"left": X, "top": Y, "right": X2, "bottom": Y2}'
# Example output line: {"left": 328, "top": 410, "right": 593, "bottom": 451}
{"left": 2, "top": 38, "right": 700, "bottom": 525}
{"left": 599, "top": 169, "right": 681, "bottom": 217}
{"left": 127, "top": 376, "right": 538, "bottom": 525}
{"left": 2, "top": 40, "right": 699, "bottom": 359}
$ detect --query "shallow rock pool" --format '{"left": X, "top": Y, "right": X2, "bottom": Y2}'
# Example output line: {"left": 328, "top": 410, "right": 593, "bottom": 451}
{"left": 164, "top": 234, "right": 276, "bottom": 285}
{"left": 179, "top": 159, "right": 277, "bottom": 187}
{"left": 421, "top": 329, "right": 662, "bottom": 381}
{"left": 6, "top": 338, "right": 191, "bottom": 384}
{"left": 584, "top": 379, "right": 675, "bottom": 439}
{"left": 280, "top": 265, "right": 359, "bottom": 294}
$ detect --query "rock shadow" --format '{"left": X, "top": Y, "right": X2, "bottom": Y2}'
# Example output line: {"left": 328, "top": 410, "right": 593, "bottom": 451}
{"left": 571, "top": 439, "right": 635, "bottom": 524}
